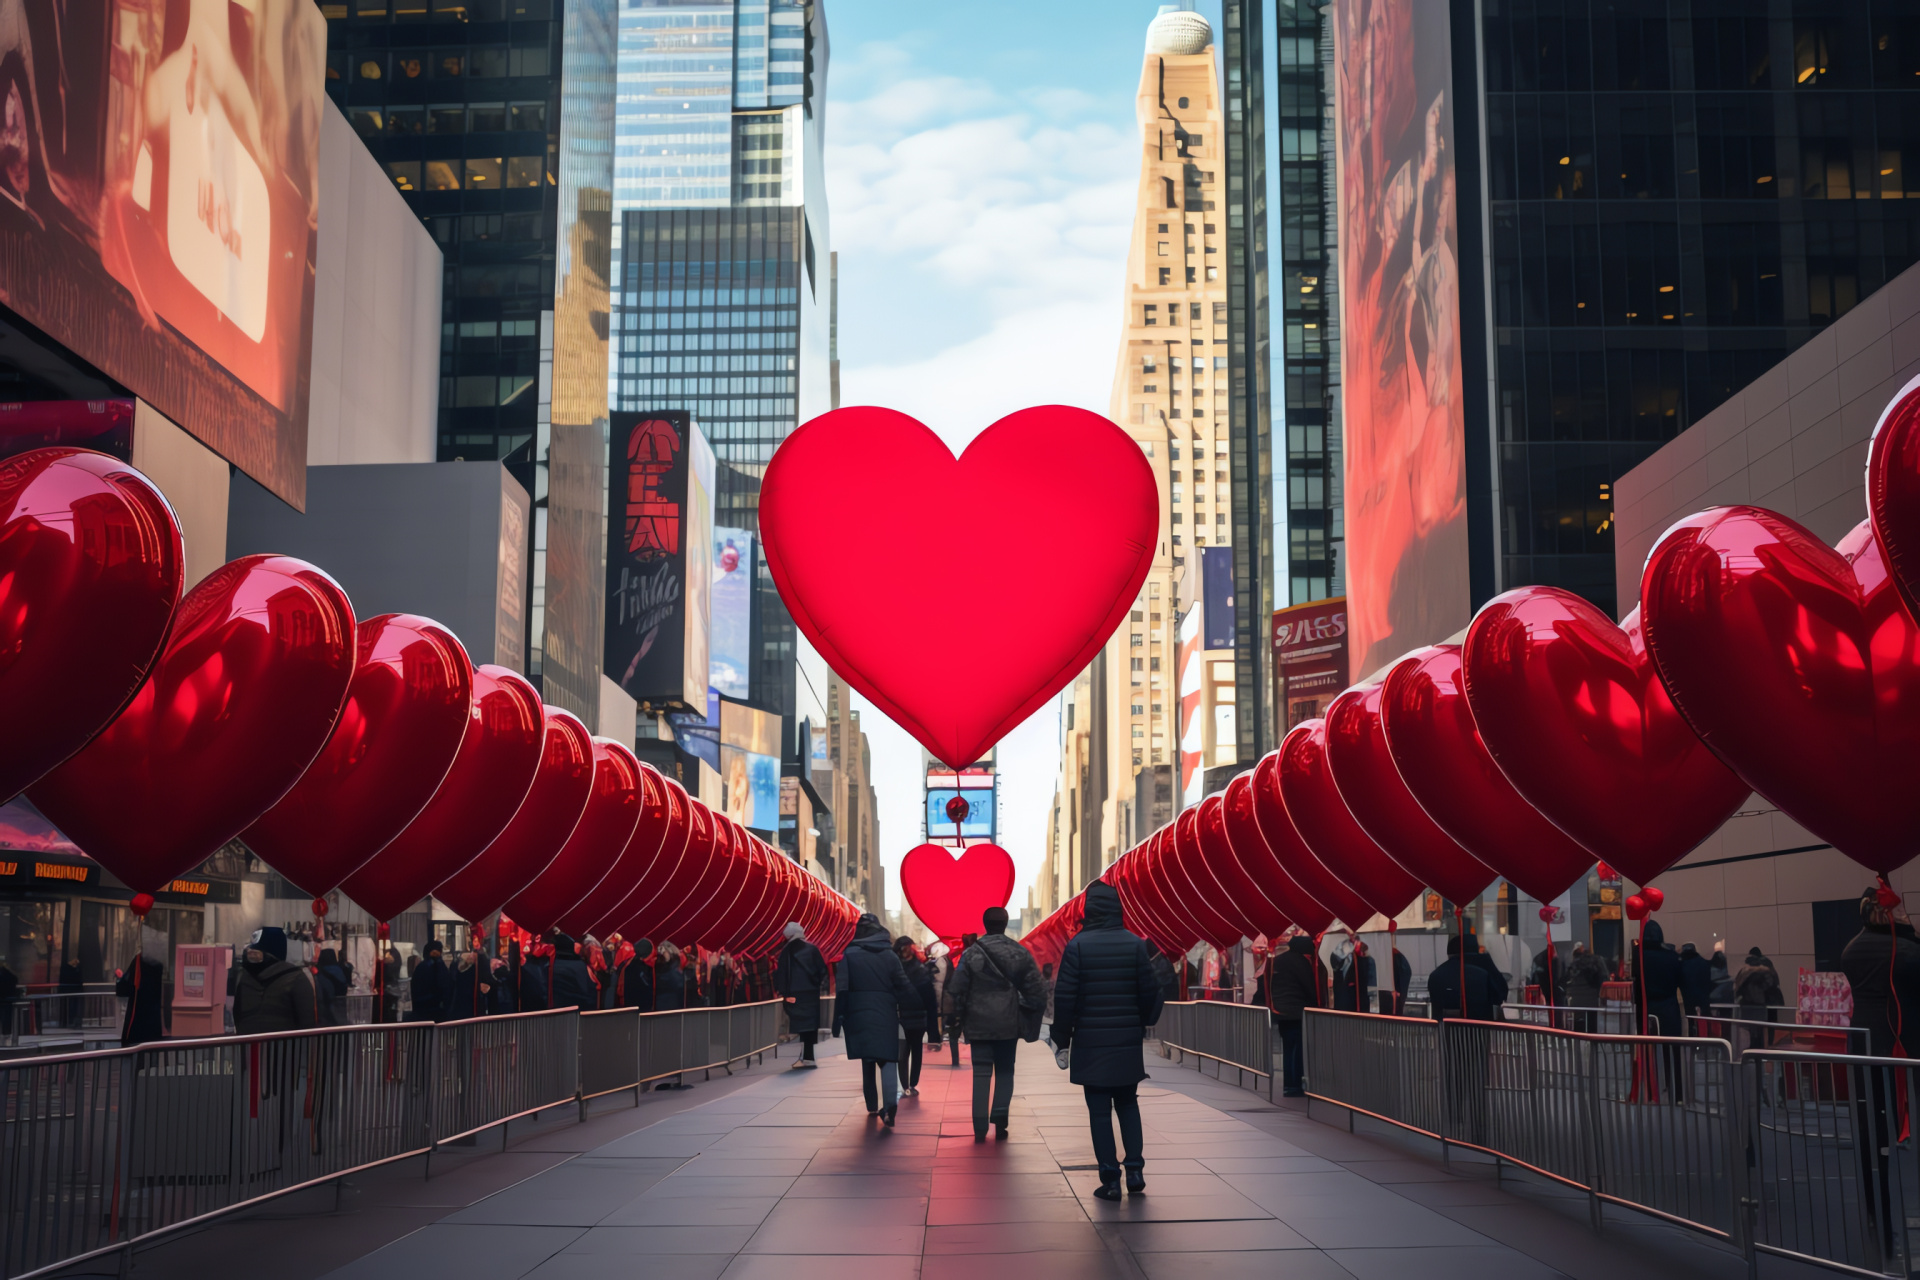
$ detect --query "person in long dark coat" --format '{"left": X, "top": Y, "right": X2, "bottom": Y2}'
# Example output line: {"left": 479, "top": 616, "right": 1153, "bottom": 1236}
{"left": 654, "top": 943, "right": 687, "bottom": 1010}
{"left": 1842, "top": 888, "right": 1920, "bottom": 1059}
{"left": 1428, "top": 936, "right": 1495, "bottom": 1021}
{"left": 1678, "top": 942, "right": 1713, "bottom": 1023}
{"left": 1268, "top": 934, "right": 1323, "bottom": 1096}
{"left": 832, "top": 913, "right": 915, "bottom": 1125}
{"left": 625, "top": 940, "right": 658, "bottom": 1010}
{"left": 775, "top": 923, "right": 827, "bottom": 1069}
{"left": 116, "top": 951, "right": 166, "bottom": 1047}
{"left": 1331, "top": 941, "right": 1375, "bottom": 1012}
{"left": 314, "top": 948, "right": 352, "bottom": 1026}
{"left": 1049, "top": 880, "right": 1165, "bottom": 1200}
{"left": 410, "top": 940, "right": 454, "bottom": 1022}
{"left": 894, "top": 937, "right": 938, "bottom": 1094}
{"left": 549, "top": 934, "right": 598, "bottom": 1010}
{"left": 488, "top": 958, "right": 518, "bottom": 1014}
{"left": 517, "top": 947, "right": 551, "bottom": 1011}
{"left": 450, "top": 950, "right": 491, "bottom": 1019}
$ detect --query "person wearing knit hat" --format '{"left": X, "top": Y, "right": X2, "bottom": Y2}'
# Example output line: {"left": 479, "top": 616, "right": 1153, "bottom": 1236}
{"left": 776, "top": 921, "right": 827, "bottom": 1068}
{"left": 234, "top": 926, "right": 317, "bottom": 1034}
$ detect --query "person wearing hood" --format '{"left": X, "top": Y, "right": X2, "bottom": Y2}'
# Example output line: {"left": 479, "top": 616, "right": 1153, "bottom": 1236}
{"left": 1268, "top": 933, "right": 1323, "bottom": 1096}
{"left": 517, "top": 944, "right": 552, "bottom": 1012}
{"left": 314, "top": 948, "right": 352, "bottom": 1026}
{"left": 1631, "top": 920, "right": 1688, "bottom": 1099}
{"left": 832, "top": 913, "right": 915, "bottom": 1125}
{"left": 1330, "top": 939, "right": 1375, "bottom": 1012}
{"left": 409, "top": 939, "right": 454, "bottom": 1022}
{"left": 1566, "top": 944, "right": 1610, "bottom": 1031}
{"left": 1427, "top": 935, "right": 1495, "bottom": 1022}
{"left": 625, "top": 939, "right": 658, "bottom": 1010}
{"left": 1733, "top": 946, "right": 1783, "bottom": 1049}
{"left": 116, "top": 934, "right": 167, "bottom": 1046}
{"left": 489, "top": 957, "right": 518, "bottom": 1014}
{"left": 776, "top": 922, "right": 828, "bottom": 1069}
{"left": 654, "top": 942, "right": 687, "bottom": 1011}
{"left": 1842, "top": 887, "right": 1920, "bottom": 1059}
{"left": 451, "top": 949, "right": 493, "bottom": 1019}
{"left": 233, "top": 927, "right": 317, "bottom": 1035}
{"left": 1048, "top": 880, "right": 1164, "bottom": 1199}
{"left": 1678, "top": 942, "right": 1713, "bottom": 1023}
{"left": 948, "top": 908, "right": 1048, "bottom": 1141}
{"left": 894, "top": 937, "right": 938, "bottom": 1094}
{"left": 1708, "top": 946, "right": 1734, "bottom": 1008}
{"left": 549, "top": 934, "right": 598, "bottom": 1010}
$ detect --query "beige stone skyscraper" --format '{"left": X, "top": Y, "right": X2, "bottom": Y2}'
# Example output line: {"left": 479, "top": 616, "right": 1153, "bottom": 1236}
{"left": 1038, "top": 5, "right": 1231, "bottom": 908}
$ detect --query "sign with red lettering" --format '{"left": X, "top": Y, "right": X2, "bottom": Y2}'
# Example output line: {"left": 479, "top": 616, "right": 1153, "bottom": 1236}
{"left": 604, "top": 411, "right": 712, "bottom": 712}
{"left": 1272, "top": 597, "right": 1349, "bottom": 733}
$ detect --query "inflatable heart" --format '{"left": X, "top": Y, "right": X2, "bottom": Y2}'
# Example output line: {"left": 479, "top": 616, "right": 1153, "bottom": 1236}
{"left": 1169, "top": 805, "right": 1251, "bottom": 948}
{"left": 507, "top": 738, "right": 643, "bottom": 934}
{"left": 566, "top": 763, "right": 672, "bottom": 935}
{"left": 1326, "top": 682, "right": 1497, "bottom": 907}
{"left": 1380, "top": 645, "right": 1595, "bottom": 904}
{"left": 1250, "top": 750, "right": 1375, "bottom": 929}
{"left": 0, "top": 449, "right": 184, "bottom": 804}
{"left": 900, "top": 842, "right": 1016, "bottom": 940}
{"left": 644, "top": 799, "right": 724, "bottom": 944}
{"left": 1463, "top": 587, "right": 1748, "bottom": 886}
{"left": 341, "top": 665, "right": 545, "bottom": 923}
{"left": 1220, "top": 771, "right": 1333, "bottom": 935}
{"left": 1278, "top": 720, "right": 1424, "bottom": 923}
{"left": 245, "top": 615, "right": 475, "bottom": 898}
{"left": 1194, "top": 791, "right": 1291, "bottom": 939}
{"left": 1868, "top": 373, "right": 1920, "bottom": 623}
{"left": 760, "top": 406, "right": 1157, "bottom": 768}
{"left": 31, "top": 555, "right": 356, "bottom": 894}
{"left": 434, "top": 707, "right": 594, "bottom": 923}
{"left": 1642, "top": 510, "right": 1920, "bottom": 877}
{"left": 609, "top": 775, "right": 695, "bottom": 937}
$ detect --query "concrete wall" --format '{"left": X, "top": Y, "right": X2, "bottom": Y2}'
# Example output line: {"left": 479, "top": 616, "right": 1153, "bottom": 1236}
{"left": 132, "top": 401, "right": 229, "bottom": 591}
{"left": 1610, "top": 257, "right": 1920, "bottom": 980}
{"left": 305, "top": 101, "right": 441, "bottom": 468}
{"left": 227, "top": 463, "right": 530, "bottom": 671}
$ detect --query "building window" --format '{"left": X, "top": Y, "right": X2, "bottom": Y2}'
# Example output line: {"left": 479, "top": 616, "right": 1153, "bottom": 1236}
{"left": 1132, "top": 726, "right": 1144, "bottom": 739}
{"left": 1150, "top": 658, "right": 1162, "bottom": 672}
{"left": 1131, "top": 658, "right": 1144, "bottom": 672}
{"left": 1186, "top": 267, "right": 1196, "bottom": 283}
{"left": 465, "top": 157, "right": 503, "bottom": 187}
{"left": 1159, "top": 268, "right": 1172, "bottom": 285}
{"left": 1158, "top": 241, "right": 1169, "bottom": 256}
{"left": 1144, "top": 305, "right": 1158, "bottom": 325}
{"left": 385, "top": 160, "right": 421, "bottom": 191}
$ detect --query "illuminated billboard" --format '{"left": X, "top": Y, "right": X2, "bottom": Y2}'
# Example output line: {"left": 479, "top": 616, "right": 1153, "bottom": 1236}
{"left": 925, "top": 788, "right": 995, "bottom": 841}
{"left": 1333, "top": 0, "right": 1472, "bottom": 678}
{"left": 0, "top": 1, "right": 327, "bottom": 503}
{"left": 721, "top": 699, "right": 781, "bottom": 833}
{"left": 710, "top": 526, "right": 754, "bottom": 699}
{"left": 605, "top": 411, "right": 712, "bottom": 712}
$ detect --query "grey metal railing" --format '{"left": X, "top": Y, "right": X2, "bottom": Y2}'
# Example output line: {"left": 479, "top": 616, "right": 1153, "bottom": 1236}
{"left": 1155, "top": 1000, "right": 1274, "bottom": 1100}
{"left": 1, "top": 995, "right": 125, "bottom": 1043}
{"left": 429, "top": 1010, "right": 579, "bottom": 1148}
{"left": 578, "top": 1000, "right": 786, "bottom": 1104}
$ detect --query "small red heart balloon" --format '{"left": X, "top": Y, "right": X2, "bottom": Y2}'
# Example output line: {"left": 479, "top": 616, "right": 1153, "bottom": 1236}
{"left": 1326, "top": 681, "right": 1497, "bottom": 908}
{"left": 1538, "top": 905, "right": 1557, "bottom": 923}
{"left": 1380, "top": 645, "right": 1595, "bottom": 904}
{"left": 31, "top": 555, "right": 356, "bottom": 894}
{"left": 900, "top": 842, "right": 1016, "bottom": 941}
{"left": 761, "top": 406, "right": 1157, "bottom": 768}
{"left": 1642, "top": 886, "right": 1664, "bottom": 911}
{"left": 1278, "top": 720, "right": 1425, "bottom": 924}
{"left": 434, "top": 707, "right": 594, "bottom": 922}
{"left": 245, "top": 614, "right": 475, "bottom": 898}
{"left": 0, "top": 448, "right": 184, "bottom": 804}
{"left": 1626, "top": 894, "right": 1648, "bottom": 921}
{"left": 1194, "top": 790, "right": 1291, "bottom": 939}
{"left": 1221, "top": 771, "right": 1333, "bottom": 935}
{"left": 1642, "top": 510, "right": 1920, "bottom": 877}
{"left": 1250, "top": 750, "right": 1376, "bottom": 929}
{"left": 1868, "top": 373, "right": 1920, "bottom": 622}
{"left": 340, "top": 665, "right": 545, "bottom": 923}
{"left": 1462, "top": 587, "right": 1748, "bottom": 886}
{"left": 508, "top": 738, "right": 644, "bottom": 935}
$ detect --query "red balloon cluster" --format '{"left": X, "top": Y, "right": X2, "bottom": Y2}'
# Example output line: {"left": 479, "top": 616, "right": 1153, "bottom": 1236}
{"left": 1029, "top": 376, "right": 1920, "bottom": 956}
{"left": 0, "top": 447, "right": 860, "bottom": 956}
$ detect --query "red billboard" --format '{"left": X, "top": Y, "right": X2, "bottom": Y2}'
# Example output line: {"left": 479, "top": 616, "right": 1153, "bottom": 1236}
{"left": 0, "top": 1, "right": 327, "bottom": 504}
{"left": 1272, "top": 598, "right": 1348, "bottom": 733}
{"left": 1332, "top": 0, "right": 1471, "bottom": 678}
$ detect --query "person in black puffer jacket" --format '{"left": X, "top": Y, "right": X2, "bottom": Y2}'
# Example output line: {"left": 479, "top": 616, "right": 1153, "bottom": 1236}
{"left": 314, "top": 948, "right": 352, "bottom": 1026}
{"left": 410, "top": 940, "right": 454, "bottom": 1022}
{"left": 1268, "top": 934, "right": 1324, "bottom": 1096}
{"left": 1842, "top": 887, "right": 1920, "bottom": 1059}
{"left": 893, "top": 937, "right": 938, "bottom": 1095}
{"left": 549, "top": 934, "right": 599, "bottom": 1011}
{"left": 1049, "top": 880, "right": 1165, "bottom": 1199}
{"left": 654, "top": 943, "right": 687, "bottom": 1010}
{"left": 833, "top": 914, "right": 915, "bottom": 1124}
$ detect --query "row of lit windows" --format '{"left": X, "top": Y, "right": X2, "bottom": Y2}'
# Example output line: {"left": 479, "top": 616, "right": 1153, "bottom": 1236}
{"left": 386, "top": 155, "right": 543, "bottom": 192}
{"left": 618, "top": 309, "right": 798, "bottom": 331}
{"left": 322, "top": 0, "right": 551, "bottom": 21}
{"left": 350, "top": 102, "right": 546, "bottom": 136}
{"left": 335, "top": 45, "right": 549, "bottom": 83}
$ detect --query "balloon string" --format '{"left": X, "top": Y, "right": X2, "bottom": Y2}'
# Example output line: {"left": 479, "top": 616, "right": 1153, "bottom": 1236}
{"left": 1542, "top": 914, "right": 1554, "bottom": 1025}
{"left": 1455, "top": 905, "right": 1466, "bottom": 1022}
{"left": 1387, "top": 917, "right": 1397, "bottom": 1015}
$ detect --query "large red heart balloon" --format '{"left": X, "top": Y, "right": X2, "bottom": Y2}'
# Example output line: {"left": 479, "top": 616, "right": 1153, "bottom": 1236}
{"left": 1250, "top": 750, "right": 1375, "bottom": 929}
{"left": 1102, "top": 847, "right": 1177, "bottom": 952}
{"left": 1868, "top": 373, "right": 1920, "bottom": 623}
{"left": 1463, "top": 587, "right": 1748, "bottom": 886}
{"left": 1326, "top": 682, "right": 1497, "bottom": 907}
{"left": 434, "top": 707, "right": 594, "bottom": 922}
{"left": 1222, "top": 771, "right": 1333, "bottom": 935}
{"left": 1195, "top": 793, "right": 1291, "bottom": 939}
{"left": 646, "top": 799, "right": 724, "bottom": 944}
{"left": 31, "top": 555, "right": 356, "bottom": 894}
{"left": 0, "top": 448, "right": 184, "bottom": 804}
{"left": 610, "top": 775, "right": 695, "bottom": 938}
{"left": 568, "top": 763, "right": 672, "bottom": 936}
{"left": 1643, "top": 510, "right": 1920, "bottom": 877}
{"left": 1169, "top": 805, "right": 1250, "bottom": 948}
{"left": 901, "top": 842, "right": 1016, "bottom": 940}
{"left": 1278, "top": 720, "right": 1424, "bottom": 923}
{"left": 669, "top": 809, "right": 750, "bottom": 946}
{"left": 1116, "top": 832, "right": 1193, "bottom": 950}
{"left": 760, "top": 406, "right": 1157, "bottom": 768}
{"left": 508, "top": 738, "right": 644, "bottom": 934}
{"left": 1380, "top": 645, "right": 1595, "bottom": 904}
{"left": 245, "top": 614, "right": 475, "bottom": 898}
{"left": 340, "top": 665, "right": 545, "bottom": 923}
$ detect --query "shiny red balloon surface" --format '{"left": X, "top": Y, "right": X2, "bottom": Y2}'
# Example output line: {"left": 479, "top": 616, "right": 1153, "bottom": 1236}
{"left": 1381, "top": 645, "right": 1595, "bottom": 904}
{"left": 676, "top": 810, "right": 750, "bottom": 946}
{"left": 1251, "top": 750, "right": 1374, "bottom": 929}
{"left": 1642, "top": 510, "right": 1920, "bottom": 877}
{"left": 610, "top": 775, "right": 695, "bottom": 938}
{"left": 0, "top": 448, "right": 183, "bottom": 804}
{"left": 1221, "top": 771, "right": 1333, "bottom": 935}
{"left": 1326, "top": 682, "right": 1496, "bottom": 907}
{"left": 341, "top": 665, "right": 545, "bottom": 923}
{"left": 245, "top": 614, "right": 474, "bottom": 897}
{"left": 645, "top": 798, "right": 723, "bottom": 944}
{"left": 1463, "top": 586, "right": 1748, "bottom": 886}
{"left": 568, "top": 763, "right": 672, "bottom": 935}
{"left": 507, "top": 738, "right": 643, "bottom": 934}
{"left": 434, "top": 707, "right": 593, "bottom": 922}
{"left": 1170, "top": 807, "right": 1248, "bottom": 947}
{"left": 32, "top": 555, "right": 356, "bottom": 894}
{"left": 1278, "top": 720, "right": 1423, "bottom": 922}
{"left": 1868, "top": 374, "right": 1920, "bottom": 623}
{"left": 1194, "top": 791, "right": 1290, "bottom": 939}
{"left": 901, "top": 842, "right": 1017, "bottom": 941}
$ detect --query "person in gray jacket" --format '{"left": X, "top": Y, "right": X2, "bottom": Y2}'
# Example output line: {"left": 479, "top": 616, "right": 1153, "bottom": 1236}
{"left": 947, "top": 907, "right": 1048, "bottom": 1141}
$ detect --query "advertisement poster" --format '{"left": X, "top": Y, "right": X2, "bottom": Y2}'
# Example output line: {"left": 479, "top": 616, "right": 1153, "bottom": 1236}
{"left": 925, "top": 788, "right": 995, "bottom": 841}
{"left": 1797, "top": 969, "right": 1852, "bottom": 1029}
{"left": 1200, "top": 546, "right": 1235, "bottom": 651}
{"left": 0, "top": 1, "right": 327, "bottom": 502}
{"left": 720, "top": 700, "right": 781, "bottom": 833}
{"left": 604, "top": 411, "right": 711, "bottom": 711}
{"left": 1271, "top": 598, "right": 1349, "bottom": 731}
{"left": 710, "top": 526, "right": 755, "bottom": 699}
{"left": 1333, "top": 0, "right": 1471, "bottom": 678}
{"left": 1178, "top": 605, "right": 1205, "bottom": 804}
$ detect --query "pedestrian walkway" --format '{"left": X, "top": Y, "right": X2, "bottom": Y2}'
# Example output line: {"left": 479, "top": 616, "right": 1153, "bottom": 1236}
{"left": 76, "top": 1038, "right": 1831, "bottom": 1280}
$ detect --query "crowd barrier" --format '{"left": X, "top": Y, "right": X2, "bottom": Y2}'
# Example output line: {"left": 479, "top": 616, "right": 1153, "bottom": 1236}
{"left": 1304, "top": 1008, "right": 1920, "bottom": 1279}
{"left": 0, "top": 997, "right": 815, "bottom": 1279}
{"left": 1155, "top": 1000, "right": 1274, "bottom": 1100}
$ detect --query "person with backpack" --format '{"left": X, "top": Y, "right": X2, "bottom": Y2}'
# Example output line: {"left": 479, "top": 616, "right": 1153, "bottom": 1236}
{"left": 947, "top": 907, "right": 1047, "bottom": 1141}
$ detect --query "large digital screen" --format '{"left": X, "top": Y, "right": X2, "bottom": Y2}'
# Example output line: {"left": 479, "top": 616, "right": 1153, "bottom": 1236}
{"left": 925, "top": 788, "right": 995, "bottom": 841}
{"left": 0, "top": 1, "right": 327, "bottom": 503}
{"left": 605, "top": 411, "right": 712, "bottom": 711}
{"left": 710, "top": 526, "right": 754, "bottom": 699}
{"left": 722, "top": 744, "right": 780, "bottom": 833}
{"left": 1333, "top": 0, "right": 1472, "bottom": 678}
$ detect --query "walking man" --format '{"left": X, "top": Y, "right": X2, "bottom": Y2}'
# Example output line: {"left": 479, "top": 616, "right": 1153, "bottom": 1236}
{"left": 947, "top": 907, "right": 1047, "bottom": 1141}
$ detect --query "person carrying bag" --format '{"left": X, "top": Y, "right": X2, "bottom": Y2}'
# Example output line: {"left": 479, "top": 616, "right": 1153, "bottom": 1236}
{"left": 947, "top": 907, "right": 1048, "bottom": 1141}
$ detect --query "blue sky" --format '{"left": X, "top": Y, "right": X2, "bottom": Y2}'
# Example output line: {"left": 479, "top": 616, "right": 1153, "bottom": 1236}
{"left": 820, "top": 0, "right": 1223, "bottom": 916}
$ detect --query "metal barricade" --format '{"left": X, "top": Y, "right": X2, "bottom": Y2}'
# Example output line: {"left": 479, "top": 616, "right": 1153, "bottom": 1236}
{"left": 3, "top": 994, "right": 124, "bottom": 1040}
{"left": 1505, "top": 1004, "right": 1640, "bottom": 1036}
{"left": 578, "top": 1009, "right": 642, "bottom": 1102}
{"left": 1155, "top": 1000, "right": 1274, "bottom": 1100}
{"left": 429, "top": 1009, "right": 579, "bottom": 1148}
{"left": 1302, "top": 1006, "right": 1443, "bottom": 1136}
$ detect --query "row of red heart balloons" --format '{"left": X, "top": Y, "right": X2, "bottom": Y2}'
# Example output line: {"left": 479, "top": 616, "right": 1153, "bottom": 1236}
{"left": 1025, "top": 375, "right": 1920, "bottom": 963}
{"left": 0, "top": 447, "right": 860, "bottom": 961}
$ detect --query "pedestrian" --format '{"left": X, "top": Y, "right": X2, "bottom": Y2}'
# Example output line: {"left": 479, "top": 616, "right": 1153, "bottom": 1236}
{"left": 1041, "top": 961, "right": 1057, "bottom": 1022}
{"left": 1842, "top": 887, "right": 1920, "bottom": 1058}
{"left": 654, "top": 942, "right": 688, "bottom": 1010}
{"left": 1330, "top": 939, "right": 1374, "bottom": 1012}
{"left": 549, "top": 934, "right": 598, "bottom": 1010}
{"left": 314, "top": 947, "right": 351, "bottom": 1026}
{"left": 233, "top": 927, "right": 317, "bottom": 1034}
{"left": 1530, "top": 943, "right": 1568, "bottom": 1013}
{"left": 1390, "top": 941, "right": 1411, "bottom": 1015}
{"left": 410, "top": 939, "right": 453, "bottom": 1022}
{"left": 1048, "top": 880, "right": 1165, "bottom": 1200}
{"left": 518, "top": 941, "right": 552, "bottom": 1012}
{"left": 1460, "top": 928, "right": 1511, "bottom": 1013}
{"left": 0, "top": 956, "right": 17, "bottom": 1038}
{"left": 1709, "top": 945, "right": 1734, "bottom": 1008}
{"left": 1145, "top": 940, "right": 1178, "bottom": 1006}
{"left": 894, "top": 937, "right": 938, "bottom": 1094}
{"left": 1250, "top": 943, "right": 1270, "bottom": 1009}
{"left": 117, "top": 938, "right": 166, "bottom": 1046}
{"left": 1566, "top": 943, "right": 1609, "bottom": 1032}
{"left": 1733, "top": 947, "right": 1782, "bottom": 1049}
{"left": 58, "top": 957, "right": 83, "bottom": 1030}
{"left": 1428, "top": 935, "right": 1495, "bottom": 1021}
{"left": 947, "top": 907, "right": 1047, "bottom": 1141}
{"left": 1268, "top": 934, "right": 1322, "bottom": 1096}
{"left": 489, "top": 957, "right": 518, "bottom": 1013}
{"left": 1632, "top": 920, "right": 1688, "bottom": 1100}
{"left": 832, "top": 913, "right": 914, "bottom": 1125}
{"left": 626, "top": 939, "right": 658, "bottom": 1010}
{"left": 1678, "top": 942, "right": 1713, "bottom": 1027}
{"left": 776, "top": 922, "right": 827, "bottom": 1069}
{"left": 450, "top": 949, "right": 492, "bottom": 1019}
